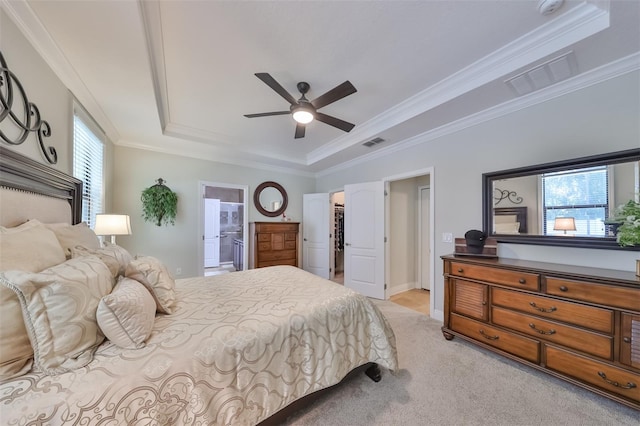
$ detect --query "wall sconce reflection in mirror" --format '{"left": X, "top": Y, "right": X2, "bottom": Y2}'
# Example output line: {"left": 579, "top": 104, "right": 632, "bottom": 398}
{"left": 0, "top": 51, "right": 56, "bottom": 164}
{"left": 494, "top": 188, "right": 523, "bottom": 205}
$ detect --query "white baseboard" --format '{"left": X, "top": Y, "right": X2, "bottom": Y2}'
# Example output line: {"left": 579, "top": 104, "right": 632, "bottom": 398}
{"left": 389, "top": 281, "right": 418, "bottom": 296}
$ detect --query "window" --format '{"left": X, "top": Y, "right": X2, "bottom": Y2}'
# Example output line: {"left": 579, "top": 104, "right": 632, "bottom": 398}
{"left": 542, "top": 166, "right": 608, "bottom": 236}
{"left": 73, "top": 104, "right": 104, "bottom": 228}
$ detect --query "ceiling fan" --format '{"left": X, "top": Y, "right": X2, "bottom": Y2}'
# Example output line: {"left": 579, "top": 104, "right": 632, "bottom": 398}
{"left": 244, "top": 73, "right": 357, "bottom": 139}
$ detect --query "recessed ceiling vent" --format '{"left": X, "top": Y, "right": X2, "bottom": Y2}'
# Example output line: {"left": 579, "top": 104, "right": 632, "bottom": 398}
{"left": 505, "top": 51, "right": 577, "bottom": 97}
{"left": 362, "top": 137, "right": 385, "bottom": 148}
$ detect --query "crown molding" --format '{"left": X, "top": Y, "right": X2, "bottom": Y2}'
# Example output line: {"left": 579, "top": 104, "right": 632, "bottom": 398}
{"left": 316, "top": 51, "right": 638, "bottom": 178}
{"left": 115, "top": 138, "right": 315, "bottom": 178}
{"left": 307, "top": 0, "right": 611, "bottom": 166}
{"left": 1, "top": 0, "right": 121, "bottom": 143}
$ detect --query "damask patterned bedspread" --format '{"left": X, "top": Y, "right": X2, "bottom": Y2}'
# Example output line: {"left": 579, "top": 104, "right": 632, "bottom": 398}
{"left": 0, "top": 266, "right": 398, "bottom": 425}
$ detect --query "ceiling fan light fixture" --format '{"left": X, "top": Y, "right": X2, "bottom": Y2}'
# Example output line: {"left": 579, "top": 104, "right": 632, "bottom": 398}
{"left": 292, "top": 107, "right": 314, "bottom": 124}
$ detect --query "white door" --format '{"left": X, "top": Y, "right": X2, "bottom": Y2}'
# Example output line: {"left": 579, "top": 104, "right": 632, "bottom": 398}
{"left": 419, "top": 186, "right": 430, "bottom": 290}
{"left": 302, "top": 193, "right": 330, "bottom": 278}
{"left": 344, "top": 181, "right": 385, "bottom": 299}
{"left": 204, "top": 198, "right": 221, "bottom": 268}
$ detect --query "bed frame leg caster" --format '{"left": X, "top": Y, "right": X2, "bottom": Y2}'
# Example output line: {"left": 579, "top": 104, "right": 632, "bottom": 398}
{"left": 365, "top": 363, "right": 382, "bottom": 382}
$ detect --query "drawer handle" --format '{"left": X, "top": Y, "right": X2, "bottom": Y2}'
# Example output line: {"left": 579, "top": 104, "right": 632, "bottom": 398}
{"left": 623, "top": 337, "right": 631, "bottom": 344}
{"left": 559, "top": 285, "right": 568, "bottom": 292}
{"left": 457, "top": 268, "right": 464, "bottom": 273}
{"left": 479, "top": 329, "right": 499, "bottom": 340}
{"left": 528, "top": 302, "right": 557, "bottom": 313}
{"left": 518, "top": 278, "right": 526, "bottom": 284}
{"left": 528, "top": 323, "right": 556, "bottom": 335}
{"left": 597, "top": 371, "right": 637, "bottom": 390}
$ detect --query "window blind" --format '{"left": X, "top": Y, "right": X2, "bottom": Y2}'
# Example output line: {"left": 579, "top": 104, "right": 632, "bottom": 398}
{"left": 73, "top": 105, "right": 104, "bottom": 228}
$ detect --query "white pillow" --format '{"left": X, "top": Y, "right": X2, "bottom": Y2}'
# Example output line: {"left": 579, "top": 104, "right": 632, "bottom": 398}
{"left": 72, "top": 242, "right": 133, "bottom": 278}
{"left": 0, "top": 220, "right": 66, "bottom": 272}
{"left": 125, "top": 256, "right": 177, "bottom": 314}
{"left": 2, "top": 255, "right": 113, "bottom": 375}
{"left": 495, "top": 222, "right": 520, "bottom": 234}
{"left": 45, "top": 222, "right": 101, "bottom": 258}
{"left": 494, "top": 214, "right": 518, "bottom": 224}
{"left": 0, "top": 283, "right": 33, "bottom": 381}
{"left": 97, "top": 277, "right": 156, "bottom": 349}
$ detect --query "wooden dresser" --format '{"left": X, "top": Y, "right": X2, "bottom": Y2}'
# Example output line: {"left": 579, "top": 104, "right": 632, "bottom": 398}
{"left": 442, "top": 255, "right": 640, "bottom": 410}
{"left": 249, "top": 222, "right": 299, "bottom": 268}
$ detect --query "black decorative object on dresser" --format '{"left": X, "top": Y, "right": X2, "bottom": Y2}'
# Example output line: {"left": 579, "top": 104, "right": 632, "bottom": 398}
{"left": 442, "top": 255, "right": 640, "bottom": 410}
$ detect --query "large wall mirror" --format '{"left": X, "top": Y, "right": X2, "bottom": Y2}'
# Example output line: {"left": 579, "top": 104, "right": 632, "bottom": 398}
{"left": 482, "top": 148, "right": 640, "bottom": 250}
{"left": 254, "top": 181, "right": 288, "bottom": 217}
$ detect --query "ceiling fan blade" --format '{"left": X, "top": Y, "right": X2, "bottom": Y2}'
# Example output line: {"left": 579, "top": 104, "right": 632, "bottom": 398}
{"left": 310, "top": 81, "right": 357, "bottom": 109}
{"left": 294, "top": 123, "right": 306, "bottom": 139}
{"left": 255, "top": 73, "right": 298, "bottom": 105}
{"left": 315, "top": 112, "right": 355, "bottom": 133}
{"left": 244, "top": 111, "right": 290, "bottom": 118}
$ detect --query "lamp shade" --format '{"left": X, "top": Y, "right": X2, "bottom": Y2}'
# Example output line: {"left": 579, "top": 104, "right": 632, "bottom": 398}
{"left": 94, "top": 214, "right": 132, "bottom": 237}
{"left": 553, "top": 217, "right": 576, "bottom": 233}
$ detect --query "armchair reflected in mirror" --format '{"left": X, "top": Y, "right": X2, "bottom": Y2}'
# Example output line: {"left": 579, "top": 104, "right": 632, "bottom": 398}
{"left": 483, "top": 148, "right": 640, "bottom": 250}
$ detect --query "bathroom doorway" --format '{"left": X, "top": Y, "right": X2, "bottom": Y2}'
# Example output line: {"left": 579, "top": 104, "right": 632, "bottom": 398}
{"left": 199, "top": 181, "right": 249, "bottom": 276}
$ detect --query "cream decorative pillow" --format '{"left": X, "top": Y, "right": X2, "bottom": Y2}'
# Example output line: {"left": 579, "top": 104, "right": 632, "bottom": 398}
{"left": 72, "top": 242, "right": 133, "bottom": 278}
{"left": 2, "top": 256, "right": 113, "bottom": 375}
{"left": 495, "top": 222, "right": 521, "bottom": 234}
{"left": 0, "top": 220, "right": 66, "bottom": 272}
{"left": 0, "top": 283, "right": 33, "bottom": 381}
{"left": 96, "top": 277, "right": 156, "bottom": 349}
{"left": 125, "top": 256, "right": 176, "bottom": 314}
{"left": 45, "top": 222, "right": 101, "bottom": 258}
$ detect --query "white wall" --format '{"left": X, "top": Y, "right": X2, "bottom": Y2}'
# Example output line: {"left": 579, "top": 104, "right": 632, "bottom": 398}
{"left": 316, "top": 71, "right": 640, "bottom": 317}
{"left": 0, "top": 9, "right": 115, "bottom": 210}
{"left": 113, "top": 146, "right": 315, "bottom": 278}
{"left": 0, "top": 10, "right": 72, "bottom": 173}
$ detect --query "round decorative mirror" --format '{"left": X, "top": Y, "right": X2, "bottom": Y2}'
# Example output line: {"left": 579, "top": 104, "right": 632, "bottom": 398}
{"left": 254, "top": 181, "right": 288, "bottom": 217}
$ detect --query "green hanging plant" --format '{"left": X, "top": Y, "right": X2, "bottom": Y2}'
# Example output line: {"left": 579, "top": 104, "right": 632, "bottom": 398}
{"left": 141, "top": 178, "right": 178, "bottom": 226}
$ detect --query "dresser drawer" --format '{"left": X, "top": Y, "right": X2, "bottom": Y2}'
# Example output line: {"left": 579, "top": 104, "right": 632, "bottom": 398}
{"left": 259, "top": 249, "right": 296, "bottom": 262}
{"left": 492, "top": 288, "right": 613, "bottom": 334}
{"left": 492, "top": 307, "right": 612, "bottom": 359}
{"left": 546, "top": 277, "right": 640, "bottom": 311}
{"left": 451, "top": 313, "right": 539, "bottom": 363}
{"left": 450, "top": 261, "right": 539, "bottom": 291}
{"left": 255, "top": 223, "right": 298, "bottom": 233}
{"left": 257, "top": 259, "right": 297, "bottom": 268}
{"left": 545, "top": 345, "right": 640, "bottom": 403}
{"left": 258, "top": 233, "right": 272, "bottom": 242}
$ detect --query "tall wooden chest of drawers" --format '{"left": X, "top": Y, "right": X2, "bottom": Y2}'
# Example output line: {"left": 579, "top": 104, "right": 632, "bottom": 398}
{"left": 442, "top": 255, "right": 640, "bottom": 410}
{"left": 250, "top": 222, "right": 299, "bottom": 268}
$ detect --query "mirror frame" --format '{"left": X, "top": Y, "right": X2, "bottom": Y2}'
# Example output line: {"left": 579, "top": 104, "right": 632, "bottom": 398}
{"left": 482, "top": 148, "right": 640, "bottom": 251}
{"left": 254, "top": 181, "right": 288, "bottom": 217}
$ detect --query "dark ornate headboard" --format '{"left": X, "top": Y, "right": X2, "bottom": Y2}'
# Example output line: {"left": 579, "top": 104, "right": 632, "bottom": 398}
{"left": 494, "top": 206, "right": 528, "bottom": 234}
{"left": 0, "top": 146, "right": 82, "bottom": 224}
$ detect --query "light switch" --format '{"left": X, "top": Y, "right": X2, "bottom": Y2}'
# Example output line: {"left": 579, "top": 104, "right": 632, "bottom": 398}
{"left": 442, "top": 232, "right": 453, "bottom": 243}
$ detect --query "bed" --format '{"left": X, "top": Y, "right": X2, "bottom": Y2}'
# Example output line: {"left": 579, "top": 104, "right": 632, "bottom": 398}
{"left": 493, "top": 206, "right": 527, "bottom": 234}
{"left": 0, "top": 147, "right": 398, "bottom": 425}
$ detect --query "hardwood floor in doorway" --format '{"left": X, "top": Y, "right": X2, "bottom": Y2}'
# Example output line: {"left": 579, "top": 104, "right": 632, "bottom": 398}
{"left": 390, "top": 289, "right": 429, "bottom": 316}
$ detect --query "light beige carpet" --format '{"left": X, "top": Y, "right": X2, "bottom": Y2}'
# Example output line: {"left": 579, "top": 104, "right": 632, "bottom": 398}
{"left": 280, "top": 300, "right": 639, "bottom": 425}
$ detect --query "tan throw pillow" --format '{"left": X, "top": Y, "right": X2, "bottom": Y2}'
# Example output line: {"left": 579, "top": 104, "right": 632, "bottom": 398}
{"left": 45, "top": 222, "right": 101, "bottom": 258}
{"left": 0, "top": 220, "right": 66, "bottom": 272}
{"left": 72, "top": 242, "right": 133, "bottom": 278}
{"left": 2, "top": 255, "right": 113, "bottom": 375}
{"left": 125, "top": 256, "right": 176, "bottom": 314}
{"left": 96, "top": 277, "right": 156, "bottom": 349}
{"left": 0, "top": 284, "right": 33, "bottom": 381}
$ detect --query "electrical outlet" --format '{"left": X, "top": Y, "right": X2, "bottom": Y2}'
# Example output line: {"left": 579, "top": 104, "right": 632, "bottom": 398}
{"left": 442, "top": 232, "right": 453, "bottom": 243}
{"left": 176, "top": 267, "right": 182, "bottom": 275}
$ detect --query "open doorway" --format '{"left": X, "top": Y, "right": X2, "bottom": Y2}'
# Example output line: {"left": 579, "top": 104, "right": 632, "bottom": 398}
{"left": 384, "top": 168, "right": 434, "bottom": 317}
{"left": 330, "top": 191, "right": 345, "bottom": 284}
{"left": 198, "top": 181, "right": 249, "bottom": 277}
